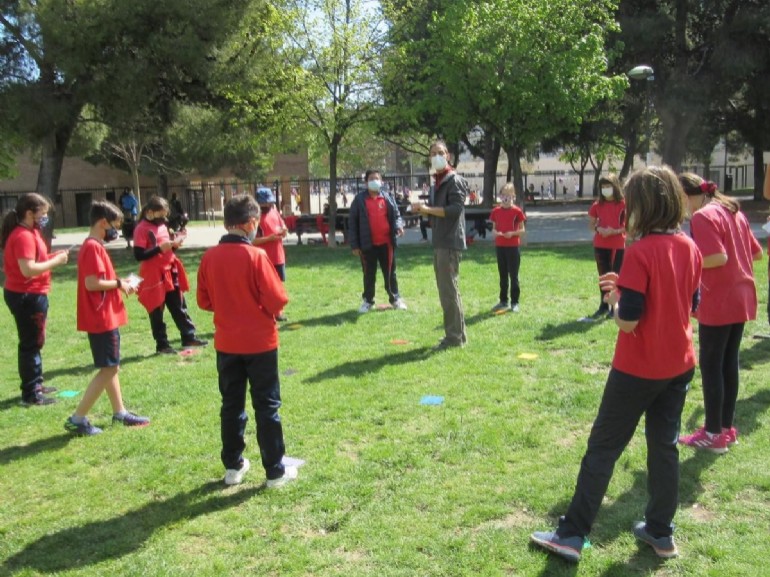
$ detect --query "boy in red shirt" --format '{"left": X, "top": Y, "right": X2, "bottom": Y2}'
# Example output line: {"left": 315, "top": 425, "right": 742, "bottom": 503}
{"left": 197, "top": 194, "right": 297, "bottom": 488}
{"left": 65, "top": 200, "right": 150, "bottom": 436}
{"left": 489, "top": 183, "right": 526, "bottom": 312}
{"left": 251, "top": 187, "right": 289, "bottom": 321}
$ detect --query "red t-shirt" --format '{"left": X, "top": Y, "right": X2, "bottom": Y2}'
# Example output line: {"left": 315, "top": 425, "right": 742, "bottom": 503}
{"left": 612, "top": 232, "right": 702, "bottom": 379}
{"left": 365, "top": 195, "right": 391, "bottom": 246}
{"left": 257, "top": 207, "right": 287, "bottom": 266}
{"left": 589, "top": 200, "right": 626, "bottom": 249}
{"left": 690, "top": 203, "right": 762, "bottom": 326}
{"left": 3, "top": 226, "right": 52, "bottom": 294}
{"left": 197, "top": 237, "right": 289, "bottom": 355}
{"left": 77, "top": 237, "right": 128, "bottom": 333}
{"left": 490, "top": 205, "right": 526, "bottom": 247}
{"left": 133, "top": 219, "right": 175, "bottom": 267}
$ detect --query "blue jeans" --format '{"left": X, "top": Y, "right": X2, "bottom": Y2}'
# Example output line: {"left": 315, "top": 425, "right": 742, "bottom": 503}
{"left": 4, "top": 289, "right": 48, "bottom": 400}
{"left": 558, "top": 367, "right": 693, "bottom": 540}
{"left": 217, "top": 349, "right": 286, "bottom": 480}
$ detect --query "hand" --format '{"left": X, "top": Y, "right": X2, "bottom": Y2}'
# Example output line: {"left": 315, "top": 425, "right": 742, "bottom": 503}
{"left": 411, "top": 201, "right": 424, "bottom": 211}
{"left": 596, "top": 226, "right": 609, "bottom": 237}
{"left": 352, "top": 248, "right": 361, "bottom": 257}
{"left": 599, "top": 272, "right": 620, "bottom": 306}
{"left": 279, "top": 228, "right": 288, "bottom": 238}
{"left": 118, "top": 278, "right": 136, "bottom": 296}
{"left": 159, "top": 240, "right": 174, "bottom": 252}
{"left": 505, "top": 231, "right": 514, "bottom": 239}
{"left": 52, "top": 250, "right": 69, "bottom": 266}
{"left": 396, "top": 228, "right": 404, "bottom": 237}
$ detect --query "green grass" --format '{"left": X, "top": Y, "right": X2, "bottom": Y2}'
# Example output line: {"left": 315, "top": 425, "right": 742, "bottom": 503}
{"left": 1, "top": 242, "right": 770, "bottom": 576}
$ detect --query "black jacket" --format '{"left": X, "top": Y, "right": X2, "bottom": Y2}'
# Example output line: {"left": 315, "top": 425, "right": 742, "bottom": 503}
{"left": 349, "top": 191, "right": 404, "bottom": 251}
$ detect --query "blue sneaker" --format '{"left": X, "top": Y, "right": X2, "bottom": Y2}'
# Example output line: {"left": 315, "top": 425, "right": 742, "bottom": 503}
{"left": 112, "top": 411, "right": 150, "bottom": 428}
{"left": 64, "top": 416, "right": 103, "bottom": 436}
{"left": 530, "top": 530, "right": 584, "bottom": 562}
{"left": 633, "top": 522, "right": 678, "bottom": 558}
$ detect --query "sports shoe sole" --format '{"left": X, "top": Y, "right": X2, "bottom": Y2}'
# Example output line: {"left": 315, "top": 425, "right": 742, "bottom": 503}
{"left": 530, "top": 533, "right": 581, "bottom": 563}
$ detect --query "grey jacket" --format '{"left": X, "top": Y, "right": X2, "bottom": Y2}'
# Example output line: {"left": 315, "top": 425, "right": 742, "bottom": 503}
{"left": 430, "top": 171, "right": 468, "bottom": 250}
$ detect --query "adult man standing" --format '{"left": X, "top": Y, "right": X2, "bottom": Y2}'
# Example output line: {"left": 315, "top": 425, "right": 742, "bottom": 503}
{"left": 415, "top": 140, "right": 468, "bottom": 350}
{"left": 349, "top": 170, "right": 407, "bottom": 313}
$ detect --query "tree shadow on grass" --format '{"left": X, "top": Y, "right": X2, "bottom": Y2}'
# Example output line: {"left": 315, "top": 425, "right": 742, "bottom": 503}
{"left": 0, "top": 481, "right": 262, "bottom": 576}
{"left": 738, "top": 335, "right": 770, "bottom": 369}
{"left": 42, "top": 354, "right": 157, "bottom": 381}
{"left": 0, "top": 433, "right": 74, "bottom": 465}
{"left": 304, "top": 347, "right": 433, "bottom": 384}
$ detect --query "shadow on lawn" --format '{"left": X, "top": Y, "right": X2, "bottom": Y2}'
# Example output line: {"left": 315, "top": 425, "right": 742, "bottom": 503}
{"left": 0, "top": 433, "right": 74, "bottom": 465}
{"left": 0, "top": 481, "right": 262, "bottom": 575}
{"left": 42, "top": 353, "right": 156, "bottom": 380}
{"left": 305, "top": 346, "right": 433, "bottom": 383}
{"left": 535, "top": 317, "right": 605, "bottom": 342}
{"left": 279, "top": 309, "right": 360, "bottom": 330}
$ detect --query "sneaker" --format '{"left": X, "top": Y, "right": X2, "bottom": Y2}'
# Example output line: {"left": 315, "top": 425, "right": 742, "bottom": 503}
{"left": 112, "top": 411, "right": 150, "bottom": 428}
{"left": 22, "top": 392, "right": 57, "bottom": 406}
{"left": 432, "top": 339, "right": 464, "bottom": 352}
{"left": 491, "top": 301, "right": 509, "bottom": 312}
{"left": 64, "top": 416, "right": 103, "bottom": 436}
{"left": 633, "top": 522, "right": 679, "bottom": 558}
{"left": 266, "top": 465, "right": 298, "bottom": 488}
{"left": 392, "top": 299, "right": 408, "bottom": 311}
{"left": 182, "top": 338, "right": 208, "bottom": 348}
{"left": 276, "top": 313, "right": 288, "bottom": 322}
{"left": 530, "top": 530, "right": 584, "bottom": 563}
{"left": 722, "top": 426, "right": 739, "bottom": 446}
{"left": 358, "top": 301, "right": 373, "bottom": 314}
{"left": 511, "top": 304, "right": 520, "bottom": 313}
{"left": 591, "top": 307, "right": 609, "bottom": 319}
{"left": 40, "top": 385, "right": 58, "bottom": 394}
{"left": 224, "top": 458, "right": 251, "bottom": 486}
{"left": 156, "top": 346, "right": 177, "bottom": 355}
{"left": 679, "top": 426, "right": 728, "bottom": 454}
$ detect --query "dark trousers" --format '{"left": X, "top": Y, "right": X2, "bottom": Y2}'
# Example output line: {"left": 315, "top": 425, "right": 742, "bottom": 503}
{"left": 699, "top": 323, "right": 744, "bottom": 433}
{"left": 217, "top": 349, "right": 286, "bottom": 480}
{"left": 593, "top": 247, "right": 624, "bottom": 309}
{"left": 149, "top": 275, "right": 196, "bottom": 349}
{"left": 558, "top": 367, "right": 693, "bottom": 540}
{"left": 361, "top": 243, "right": 400, "bottom": 305}
{"left": 496, "top": 246, "right": 521, "bottom": 304}
{"left": 4, "top": 290, "right": 48, "bottom": 400}
{"left": 420, "top": 218, "right": 429, "bottom": 240}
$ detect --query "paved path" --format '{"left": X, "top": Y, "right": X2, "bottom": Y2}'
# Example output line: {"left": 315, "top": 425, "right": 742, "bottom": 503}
{"left": 50, "top": 205, "right": 768, "bottom": 253}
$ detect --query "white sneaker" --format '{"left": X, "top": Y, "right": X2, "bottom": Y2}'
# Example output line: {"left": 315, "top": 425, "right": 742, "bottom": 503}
{"left": 511, "top": 304, "right": 520, "bottom": 313}
{"left": 392, "top": 299, "right": 408, "bottom": 311}
{"left": 266, "top": 465, "right": 298, "bottom": 488}
{"left": 224, "top": 458, "right": 250, "bottom": 485}
{"left": 358, "top": 301, "right": 373, "bottom": 313}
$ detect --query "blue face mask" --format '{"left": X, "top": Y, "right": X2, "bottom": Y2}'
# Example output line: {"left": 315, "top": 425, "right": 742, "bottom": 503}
{"left": 104, "top": 227, "right": 119, "bottom": 243}
{"left": 36, "top": 216, "right": 50, "bottom": 229}
{"left": 367, "top": 180, "right": 382, "bottom": 192}
{"left": 246, "top": 227, "right": 257, "bottom": 242}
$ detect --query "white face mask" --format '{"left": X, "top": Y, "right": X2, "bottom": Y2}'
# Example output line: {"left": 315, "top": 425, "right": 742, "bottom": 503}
{"left": 431, "top": 154, "right": 448, "bottom": 172}
{"left": 601, "top": 188, "right": 614, "bottom": 199}
{"left": 367, "top": 180, "right": 382, "bottom": 192}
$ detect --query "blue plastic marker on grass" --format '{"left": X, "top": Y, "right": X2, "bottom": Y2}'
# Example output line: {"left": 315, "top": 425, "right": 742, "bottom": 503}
{"left": 420, "top": 395, "right": 444, "bottom": 405}
{"left": 57, "top": 390, "right": 81, "bottom": 398}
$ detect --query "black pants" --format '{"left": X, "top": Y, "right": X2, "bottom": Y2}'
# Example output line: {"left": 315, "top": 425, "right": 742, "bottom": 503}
{"left": 420, "top": 218, "right": 429, "bottom": 240}
{"left": 217, "top": 349, "right": 286, "bottom": 479}
{"left": 699, "top": 322, "right": 744, "bottom": 434}
{"left": 593, "top": 247, "right": 624, "bottom": 310}
{"left": 361, "top": 244, "right": 400, "bottom": 305}
{"left": 149, "top": 277, "right": 196, "bottom": 349}
{"left": 4, "top": 290, "right": 48, "bottom": 400}
{"left": 496, "top": 246, "right": 521, "bottom": 305}
{"left": 558, "top": 367, "right": 693, "bottom": 540}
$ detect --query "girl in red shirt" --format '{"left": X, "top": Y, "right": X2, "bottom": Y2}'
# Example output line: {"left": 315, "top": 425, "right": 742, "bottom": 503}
{"left": 489, "top": 183, "right": 526, "bottom": 312}
{"left": 678, "top": 174, "right": 762, "bottom": 453}
{"left": 133, "top": 196, "right": 207, "bottom": 354}
{"left": 531, "top": 166, "right": 702, "bottom": 562}
{"left": 587, "top": 175, "right": 626, "bottom": 318}
{"left": 1, "top": 193, "right": 68, "bottom": 405}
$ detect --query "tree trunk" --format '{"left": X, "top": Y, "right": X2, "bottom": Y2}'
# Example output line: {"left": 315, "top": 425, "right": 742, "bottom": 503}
{"left": 327, "top": 135, "right": 341, "bottom": 248}
{"left": 482, "top": 133, "right": 500, "bottom": 208}
{"left": 505, "top": 145, "right": 524, "bottom": 209}
{"left": 592, "top": 159, "right": 604, "bottom": 197}
{"left": 754, "top": 144, "right": 765, "bottom": 201}
{"left": 36, "top": 123, "right": 76, "bottom": 248}
{"left": 619, "top": 129, "right": 638, "bottom": 180}
{"left": 132, "top": 166, "right": 142, "bottom": 205}
{"left": 658, "top": 108, "right": 694, "bottom": 172}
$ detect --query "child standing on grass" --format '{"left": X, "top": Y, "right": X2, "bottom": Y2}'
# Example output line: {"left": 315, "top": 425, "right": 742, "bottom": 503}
{"left": 531, "top": 166, "right": 702, "bottom": 562}
{"left": 251, "top": 187, "right": 289, "bottom": 321}
{"left": 588, "top": 174, "right": 626, "bottom": 318}
{"left": 2, "top": 193, "right": 69, "bottom": 406}
{"left": 65, "top": 200, "right": 150, "bottom": 436}
{"left": 197, "top": 195, "right": 297, "bottom": 488}
{"left": 677, "top": 174, "right": 762, "bottom": 453}
{"left": 133, "top": 195, "right": 207, "bottom": 354}
{"left": 489, "top": 183, "right": 526, "bottom": 313}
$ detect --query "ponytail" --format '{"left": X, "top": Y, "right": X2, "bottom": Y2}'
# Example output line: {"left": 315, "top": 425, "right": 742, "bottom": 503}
{"left": 139, "top": 195, "right": 169, "bottom": 221}
{"left": 0, "top": 193, "right": 50, "bottom": 249}
{"left": 678, "top": 172, "right": 739, "bottom": 214}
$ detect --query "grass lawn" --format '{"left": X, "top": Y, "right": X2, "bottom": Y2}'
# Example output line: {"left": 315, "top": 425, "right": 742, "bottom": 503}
{"left": 1, "top": 242, "right": 769, "bottom": 577}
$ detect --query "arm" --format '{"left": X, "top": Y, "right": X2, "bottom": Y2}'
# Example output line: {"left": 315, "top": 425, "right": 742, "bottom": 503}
{"left": 599, "top": 272, "right": 639, "bottom": 333}
{"left": 196, "top": 265, "right": 213, "bottom": 312}
{"left": 84, "top": 274, "right": 134, "bottom": 295}
{"left": 702, "top": 253, "right": 728, "bottom": 268}
{"left": 588, "top": 215, "right": 598, "bottom": 232}
{"left": 18, "top": 251, "right": 68, "bottom": 278}
{"left": 348, "top": 197, "right": 361, "bottom": 251}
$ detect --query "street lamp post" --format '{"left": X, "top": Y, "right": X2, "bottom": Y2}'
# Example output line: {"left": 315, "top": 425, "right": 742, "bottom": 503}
{"left": 627, "top": 65, "right": 655, "bottom": 166}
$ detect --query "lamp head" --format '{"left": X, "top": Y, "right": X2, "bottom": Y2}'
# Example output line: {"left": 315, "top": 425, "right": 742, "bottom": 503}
{"left": 627, "top": 65, "right": 654, "bottom": 81}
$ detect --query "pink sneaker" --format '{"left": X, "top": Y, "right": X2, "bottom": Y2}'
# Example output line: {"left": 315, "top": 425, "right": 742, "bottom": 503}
{"left": 679, "top": 427, "right": 728, "bottom": 454}
{"left": 722, "top": 426, "right": 739, "bottom": 446}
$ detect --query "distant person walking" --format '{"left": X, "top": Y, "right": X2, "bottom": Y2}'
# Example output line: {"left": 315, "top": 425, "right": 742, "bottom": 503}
{"left": 414, "top": 140, "right": 468, "bottom": 350}
{"left": 349, "top": 169, "right": 407, "bottom": 313}
{"left": 678, "top": 174, "right": 762, "bottom": 453}
{"left": 588, "top": 175, "right": 626, "bottom": 319}
{"left": 2, "top": 193, "right": 69, "bottom": 406}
